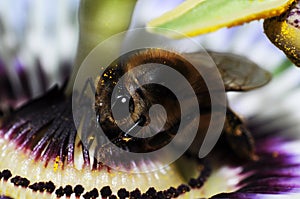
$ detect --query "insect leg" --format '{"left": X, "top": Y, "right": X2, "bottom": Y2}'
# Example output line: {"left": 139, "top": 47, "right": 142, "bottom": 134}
{"left": 224, "top": 108, "right": 258, "bottom": 161}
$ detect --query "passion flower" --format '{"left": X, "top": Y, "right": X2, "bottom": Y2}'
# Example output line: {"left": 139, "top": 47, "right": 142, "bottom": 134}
{"left": 0, "top": 1, "right": 300, "bottom": 199}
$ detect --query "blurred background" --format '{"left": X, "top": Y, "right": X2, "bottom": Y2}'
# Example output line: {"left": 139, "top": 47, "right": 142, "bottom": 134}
{"left": 0, "top": 0, "right": 79, "bottom": 107}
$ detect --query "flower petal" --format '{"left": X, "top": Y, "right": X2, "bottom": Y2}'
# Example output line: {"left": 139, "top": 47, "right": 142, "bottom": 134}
{"left": 210, "top": 115, "right": 300, "bottom": 198}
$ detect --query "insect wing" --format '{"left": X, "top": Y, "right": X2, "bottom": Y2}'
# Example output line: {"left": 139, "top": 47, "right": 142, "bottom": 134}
{"left": 184, "top": 52, "right": 272, "bottom": 91}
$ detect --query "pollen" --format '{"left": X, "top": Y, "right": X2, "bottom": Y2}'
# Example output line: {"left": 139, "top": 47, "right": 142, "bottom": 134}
{"left": 53, "top": 156, "right": 62, "bottom": 172}
{"left": 122, "top": 137, "right": 132, "bottom": 142}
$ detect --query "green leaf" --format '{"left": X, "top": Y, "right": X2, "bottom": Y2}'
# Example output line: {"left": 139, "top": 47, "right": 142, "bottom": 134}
{"left": 147, "top": 0, "right": 295, "bottom": 38}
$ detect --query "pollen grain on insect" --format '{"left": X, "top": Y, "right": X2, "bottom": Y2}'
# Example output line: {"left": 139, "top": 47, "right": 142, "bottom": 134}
{"left": 234, "top": 129, "right": 242, "bottom": 136}
{"left": 123, "top": 137, "right": 131, "bottom": 142}
{"left": 88, "top": 136, "right": 95, "bottom": 141}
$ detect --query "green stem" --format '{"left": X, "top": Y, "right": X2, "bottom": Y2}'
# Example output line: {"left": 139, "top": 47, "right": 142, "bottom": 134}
{"left": 66, "top": 0, "right": 137, "bottom": 94}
